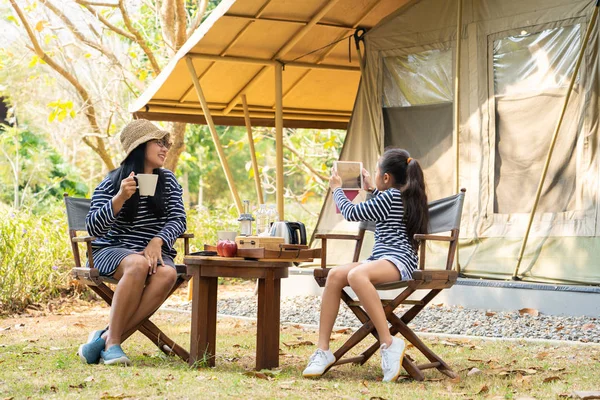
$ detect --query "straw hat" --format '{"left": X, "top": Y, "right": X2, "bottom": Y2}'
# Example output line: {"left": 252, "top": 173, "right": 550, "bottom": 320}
{"left": 120, "top": 119, "right": 171, "bottom": 161}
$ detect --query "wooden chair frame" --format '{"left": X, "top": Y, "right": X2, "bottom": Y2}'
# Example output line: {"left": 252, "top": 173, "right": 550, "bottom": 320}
{"left": 313, "top": 189, "right": 465, "bottom": 381}
{"left": 64, "top": 193, "right": 193, "bottom": 362}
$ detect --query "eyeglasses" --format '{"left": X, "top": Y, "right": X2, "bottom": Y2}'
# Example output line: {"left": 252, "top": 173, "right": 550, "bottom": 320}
{"left": 150, "top": 139, "right": 171, "bottom": 150}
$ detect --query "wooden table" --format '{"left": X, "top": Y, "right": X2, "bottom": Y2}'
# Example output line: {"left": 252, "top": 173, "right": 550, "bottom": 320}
{"left": 184, "top": 256, "right": 291, "bottom": 370}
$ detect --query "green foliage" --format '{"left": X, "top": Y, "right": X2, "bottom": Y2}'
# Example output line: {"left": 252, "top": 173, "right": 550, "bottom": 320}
{"left": 0, "top": 203, "right": 72, "bottom": 314}
{"left": 0, "top": 124, "right": 87, "bottom": 211}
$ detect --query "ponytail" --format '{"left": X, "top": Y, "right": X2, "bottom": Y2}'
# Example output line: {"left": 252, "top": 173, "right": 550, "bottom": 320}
{"left": 402, "top": 158, "right": 429, "bottom": 250}
{"left": 379, "top": 148, "right": 429, "bottom": 251}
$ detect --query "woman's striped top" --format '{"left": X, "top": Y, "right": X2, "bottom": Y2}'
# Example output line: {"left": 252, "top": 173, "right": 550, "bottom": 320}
{"left": 86, "top": 169, "right": 187, "bottom": 259}
{"left": 333, "top": 187, "right": 418, "bottom": 273}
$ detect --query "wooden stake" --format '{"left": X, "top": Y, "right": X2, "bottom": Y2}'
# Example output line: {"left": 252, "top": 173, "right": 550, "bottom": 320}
{"left": 185, "top": 57, "right": 243, "bottom": 213}
{"left": 242, "top": 94, "right": 264, "bottom": 204}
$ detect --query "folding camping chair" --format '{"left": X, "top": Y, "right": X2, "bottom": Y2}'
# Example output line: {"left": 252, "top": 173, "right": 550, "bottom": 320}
{"left": 64, "top": 193, "right": 193, "bottom": 362}
{"left": 313, "top": 189, "right": 465, "bottom": 381}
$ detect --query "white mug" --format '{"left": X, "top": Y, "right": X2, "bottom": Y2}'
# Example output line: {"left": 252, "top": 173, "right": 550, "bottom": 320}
{"left": 136, "top": 174, "right": 158, "bottom": 196}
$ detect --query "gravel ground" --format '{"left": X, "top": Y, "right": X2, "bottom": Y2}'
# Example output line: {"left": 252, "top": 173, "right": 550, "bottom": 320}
{"left": 174, "top": 294, "right": 600, "bottom": 343}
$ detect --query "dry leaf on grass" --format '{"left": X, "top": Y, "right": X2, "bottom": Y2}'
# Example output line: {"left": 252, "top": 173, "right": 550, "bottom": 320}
{"left": 543, "top": 376, "right": 561, "bottom": 383}
{"left": 100, "top": 393, "right": 128, "bottom": 399}
{"left": 548, "top": 367, "right": 565, "bottom": 372}
{"left": 84, "top": 376, "right": 94, "bottom": 382}
{"left": 243, "top": 371, "right": 270, "bottom": 380}
{"left": 0, "top": 327, "right": 10, "bottom": 331}
{"left": 518, "top": 308, "right": 539, "bottom": 317}
{"left": 282, "top": 340, "right": 314, "bottom": 348}
{"left": 477, "top": 385, "right": 489, "bottom": 394}
{"left": 334, "top": 327, "right": 352, "bottom": 334}
{"left": 369, "top": 397, "right": 388, "bottom": 400}
{"left": 467, "top": 367, "right": 482, "bottom": 376}
{"left": 68, "top": 383, "right": 86, "bottom": 389}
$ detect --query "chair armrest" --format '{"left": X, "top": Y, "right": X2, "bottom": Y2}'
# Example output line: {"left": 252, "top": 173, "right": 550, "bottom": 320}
{"left": 72, "top": 235, "right": 96, "bottom": 243}
{"left": 315, "top": 233, "right": 362, "bottom": 241}
{"left": 178, "top": 233, "right": 194, "bottom": 239}
{"left": 414, "top": 234, "right": 453, "bottom": 242}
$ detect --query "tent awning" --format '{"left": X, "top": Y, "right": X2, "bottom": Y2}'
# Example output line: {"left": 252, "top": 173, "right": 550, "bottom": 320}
{"left": 129, "top": 0, "right": 409, "bottom": 129}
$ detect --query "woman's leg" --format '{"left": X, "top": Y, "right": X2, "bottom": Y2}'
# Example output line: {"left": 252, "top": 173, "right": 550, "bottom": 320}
{"left": 317, "top": 262, "right": 360, "bottom": 350}
{"left": 103, "top": 254, "right": 149, "bottom": 349}
{"left": 346, "top": 260, "right": 401, "bottom": 347}
{"left": 120, "top": 265, "right": 177, "bottom": 333}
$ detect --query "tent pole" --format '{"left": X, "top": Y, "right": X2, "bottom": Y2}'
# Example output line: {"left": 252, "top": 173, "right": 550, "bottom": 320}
{"left": 354, "top": 29, "right": 382, "bottom": 153}
{"left": 453, "top": 0, "right": 463, "bottom": 274}
{"left": 242, "top": 94, "right": 264, "bottom": 205}
{"left": 185, "top": 56, "right": 243, "bottom": 214}
{"left": 275, "top": 62, "right": 284, "bottom": 219}
{"left": 512, "top": 3, "right": 599, "bottom": 279}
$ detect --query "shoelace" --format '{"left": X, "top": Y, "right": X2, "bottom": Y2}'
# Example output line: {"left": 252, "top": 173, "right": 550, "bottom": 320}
{"left": 308, "top": 349, "right": 327, "bottom": 366}
{"left": 381, "top": 347, "right": 390, "bottom": 370}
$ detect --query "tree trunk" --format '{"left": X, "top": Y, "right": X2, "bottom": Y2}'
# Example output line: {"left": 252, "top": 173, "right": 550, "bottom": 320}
{"left": 164, "top": 121, "right": 186, "bottom": 172}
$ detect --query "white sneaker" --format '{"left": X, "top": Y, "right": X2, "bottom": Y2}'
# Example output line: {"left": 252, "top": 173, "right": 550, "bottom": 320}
{"left": 302, "top": 348, "right": 336, "bottom": 377}
{"left": 381, "top": 336, "right": 406, "bottom": 382}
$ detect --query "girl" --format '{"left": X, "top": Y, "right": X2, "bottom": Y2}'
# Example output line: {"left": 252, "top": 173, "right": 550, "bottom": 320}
{"left": 303, "top": 148, "right": 428, "bottom": 382}
{"left": 78, "top": 119, "right": 187, "bottom": 366}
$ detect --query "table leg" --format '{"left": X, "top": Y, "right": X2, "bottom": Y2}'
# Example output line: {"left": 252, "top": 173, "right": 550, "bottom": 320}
{"left": 189, "top": 267, "right": 218, "bottom": 368}
{"left": 256, "top": 269, "right": 281, "bottom": 370}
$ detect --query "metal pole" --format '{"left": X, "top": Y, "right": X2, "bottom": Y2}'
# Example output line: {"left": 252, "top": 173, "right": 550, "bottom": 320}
{"left": 185, "top": 57, "right": 243, "bottom": 214}
{"left": 275, "top": 62, "right": 284, "bottom": 219}
{"left": 513, "top": 3, "right": 599, "bottom": 279}
{"left": 453, "top": 0, "right": 463, "bottom": 273}
{"left": 242, "top": 94, "right": 264, "bottom": 205}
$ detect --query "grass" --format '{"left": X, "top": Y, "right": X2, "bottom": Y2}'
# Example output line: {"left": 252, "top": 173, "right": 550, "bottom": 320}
{"left": 1, "top": 300, "right": 599, "bottom": 400}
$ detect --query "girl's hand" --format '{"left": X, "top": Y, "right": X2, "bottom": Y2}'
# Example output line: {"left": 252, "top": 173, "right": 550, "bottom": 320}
{"left": 362, "top": 168, "right": 373, "bottom": 191}
{"left": 116, "top": 172, "right": 137, "bottom": 201}
{"left": 329, "top": 168, "right": 342, "bottom": 190}
{"left": 143, "top": 237, "right": 164, "bottom": 274}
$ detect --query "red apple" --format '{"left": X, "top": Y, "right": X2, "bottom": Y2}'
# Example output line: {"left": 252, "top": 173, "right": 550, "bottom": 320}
{"left": 221, "top": 240, "right": 238, "bottom": 257}
{"left": 216, "top": 240, "right": 225, "bottom": 256}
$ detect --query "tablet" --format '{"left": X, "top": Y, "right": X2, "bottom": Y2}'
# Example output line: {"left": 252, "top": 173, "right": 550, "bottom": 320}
{"left": 333, "top": 161, "right": 363, "bottom": 190}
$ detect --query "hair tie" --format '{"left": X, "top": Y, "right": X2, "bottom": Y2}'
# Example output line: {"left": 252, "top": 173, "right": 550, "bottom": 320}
{"left": 407, "top": 157, "right": 413, "bottom": 164}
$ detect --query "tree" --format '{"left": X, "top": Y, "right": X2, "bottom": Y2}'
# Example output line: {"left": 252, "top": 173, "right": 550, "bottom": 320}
{"left": 5, "top": 0, "right": 214, "bottom": 172}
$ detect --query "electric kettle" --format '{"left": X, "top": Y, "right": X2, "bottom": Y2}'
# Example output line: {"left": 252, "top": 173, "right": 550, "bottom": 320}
{"left": 269, "top": 221, "right": 307, "bottom": 245}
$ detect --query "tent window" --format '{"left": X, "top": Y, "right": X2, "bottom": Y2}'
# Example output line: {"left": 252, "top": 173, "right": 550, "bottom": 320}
{"left": 492, "top": 25, "right": 582, "bottom": 214}
{"left": 382, "top": 48, "right": 453, "bottom": 107}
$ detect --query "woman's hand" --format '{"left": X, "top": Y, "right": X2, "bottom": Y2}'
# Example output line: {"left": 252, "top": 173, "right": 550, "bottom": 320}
{"left": 362, "top": 168, "right": 373, "bottom": 191}
{"left": 116, "top": 172, "right": 137, "bottom": 201}
{"left": 111, "top": 172, "right": 137, "bottom": 215}
{"left": 329, "top": 168, "right": 342, "bottom": 191}
{"left": 143, "top": 237, "right": 164, "bottom": 274}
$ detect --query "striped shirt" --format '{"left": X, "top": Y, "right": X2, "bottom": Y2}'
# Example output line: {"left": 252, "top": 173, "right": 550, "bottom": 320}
{"left": 333, "top": 187, "right": 418, "bottom": 275}
{"left": 86, "top": 169, "right": 187, "bottom": 259}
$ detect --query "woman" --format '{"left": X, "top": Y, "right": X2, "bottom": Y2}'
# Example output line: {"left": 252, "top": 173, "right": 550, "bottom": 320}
{"left": 78, "top": 119, "right": 187, "bottom": 366}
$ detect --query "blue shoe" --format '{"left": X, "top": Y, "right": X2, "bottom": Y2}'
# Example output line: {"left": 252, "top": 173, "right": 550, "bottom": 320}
{"left": 100, "top": 344, "right": 132, "bottom": 366}
{"left": 78, "top": 329, "right": 107, "bottom": 364}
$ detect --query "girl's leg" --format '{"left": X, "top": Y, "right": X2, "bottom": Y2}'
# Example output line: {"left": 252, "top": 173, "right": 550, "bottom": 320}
{"left": 346, "top": 260, "right": 401, "bottom": 347}
{"left": 317, "top": 262, "right": 360, "bottom": 350}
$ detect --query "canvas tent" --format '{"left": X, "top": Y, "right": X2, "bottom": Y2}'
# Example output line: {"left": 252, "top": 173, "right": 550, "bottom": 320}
{"left": 130, "top": 0, "right": 409, "bottom": 217}
{"left": 315, "top": 0, "right": 600, "bottom": 285}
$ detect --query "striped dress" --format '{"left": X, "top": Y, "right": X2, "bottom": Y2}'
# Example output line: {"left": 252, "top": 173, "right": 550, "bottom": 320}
{"left": 86, "top": 169, "right": 187, "bottom": 276}
{"left": 333, "top": 187, "right": 418, "bottom": 280}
